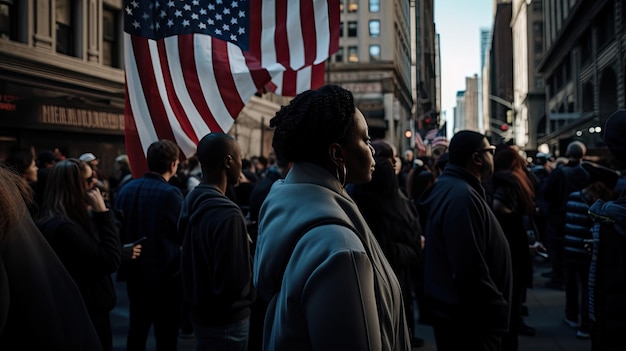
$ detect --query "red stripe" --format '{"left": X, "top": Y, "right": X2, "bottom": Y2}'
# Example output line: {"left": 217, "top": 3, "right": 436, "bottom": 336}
{"left": 244, "top": 52, "right": 273, "bottom": 91}
{"left": 211, "top": 38, "right": 245, "bottom": 119}
{"left": 300, "top": 0, "right": 316, "bottom": 67}
{"left": 327, "top": 0, "right": 340, "bottom": 55}
{"left": 248, "top": 0, "right": 262, "bottom": 62}
{"left": 310, "top": 62, "right": 326, "bottom": 89}
{"left": 124, "top": 83, "right": 149, "bottom": 178}
{"left": 281, "top": 70, "right": 297, "bottom": 96}
{"left": 178, "top": 34, "right": 223, "bottom": 135}
{"left": 132, "top": 37, "right": 176, "bottom": 143}
{"left": 274, "top": 0, "right": 290, "bottom": 68}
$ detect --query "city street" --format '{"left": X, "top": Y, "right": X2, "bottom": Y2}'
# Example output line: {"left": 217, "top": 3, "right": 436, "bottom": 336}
{"left": 111, "top": 259, "right": 591, "bottom": 351}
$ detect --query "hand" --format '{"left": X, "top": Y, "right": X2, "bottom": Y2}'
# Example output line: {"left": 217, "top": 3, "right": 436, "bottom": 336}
{"left": 86, "top": 187, "right": 107, "bottom": 212}
{"left": 122, "top": 243, "right": 143, "bottom": 260}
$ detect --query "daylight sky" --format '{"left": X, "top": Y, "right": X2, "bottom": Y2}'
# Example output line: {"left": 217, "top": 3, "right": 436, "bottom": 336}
{"left": 434, "top": 0, "right": 493, "bottom": 129}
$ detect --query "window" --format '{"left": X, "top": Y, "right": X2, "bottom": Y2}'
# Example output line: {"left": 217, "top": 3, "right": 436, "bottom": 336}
{"left": 339, "top": 0, "right": 344, "bottom": 12}
{"left": 103, "top": 7, "right": 121, "bottom": 67}
{"left": 347, "top": 21, "right": 357, "bottom": 37}
{"left": 335, "top": 47, "right": 344, "bottom": 62}
{"left": 369, "top": 45, "right": 381, "bottom": 61}
{"left": 369, "top": 20, "right": 380, "bottom": 37}
{"left": 339, "top": 22, "right": 344, "bottom": 37}
{"left": 56, "top": 0, "right": 75, "bottom": 56}
{"left": 0, "top": 0, "right": 16, "bottom": 39}
{"left": 348, "top": 0, "right": 357, "bottom": 12}
{"left": 532, "top": 0, "right": 542, "bottom": 12}
{"left": 369, "top": 0, "right": 380, "bottom": 12}
{"left": 348, "top": 46, "right": 358, "bottom": 63}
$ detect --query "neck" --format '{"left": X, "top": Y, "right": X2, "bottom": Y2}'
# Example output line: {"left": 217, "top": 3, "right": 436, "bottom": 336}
{"left": 203, "top": 176, "right": 228, "bottom": 195}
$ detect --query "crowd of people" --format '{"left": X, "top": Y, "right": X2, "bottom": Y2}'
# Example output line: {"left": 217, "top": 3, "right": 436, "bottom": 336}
{"left": 1, "top": 84, "right": 626, "bottom": 351}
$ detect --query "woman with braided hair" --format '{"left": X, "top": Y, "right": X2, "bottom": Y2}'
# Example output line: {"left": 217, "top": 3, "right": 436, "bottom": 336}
{"left": 253, "top": 85, "right": 411, "bottom": 350}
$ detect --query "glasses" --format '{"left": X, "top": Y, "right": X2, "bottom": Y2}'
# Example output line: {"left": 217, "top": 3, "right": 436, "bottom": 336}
{"left": 477, "top": 146, "right": 496, "bottom": 156}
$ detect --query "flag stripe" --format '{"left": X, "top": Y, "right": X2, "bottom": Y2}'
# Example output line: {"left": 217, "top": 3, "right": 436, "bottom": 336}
{"left": 286, "top": 1, "right": 304, "bottom": 70}
{"left": 302, "top": 0, "right": 319, "bottom": 66}
{"left": 327, "top": 0, "right": 340, "bottom": 57}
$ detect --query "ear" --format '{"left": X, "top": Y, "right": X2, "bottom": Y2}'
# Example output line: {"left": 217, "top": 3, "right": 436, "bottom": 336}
{"left": 329, "top": 143, "right": 344, "bottom": 166}
{"left": 223, "top": 155, "right": 233, "bottom": 169}
{"left": 471, "top": 151, "right": 483, "bottom": 167}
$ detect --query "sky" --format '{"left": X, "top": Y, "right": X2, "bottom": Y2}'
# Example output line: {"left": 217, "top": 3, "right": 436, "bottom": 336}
{"left": 434, "top": 0, "right": 493, "bottom": 128}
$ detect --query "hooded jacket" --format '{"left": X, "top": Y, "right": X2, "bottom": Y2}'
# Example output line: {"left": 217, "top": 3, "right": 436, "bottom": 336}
{"left": 254, "top": 162, "right": 411, "bottom": 351}
{"left": 419, "top": 164, "right": 512, "bottom": 332}
{"left": 178, "top": 184, "right": 254, "bottom": 326}
{"left": 588, "top": 197, "right": 626, "bottom": 349}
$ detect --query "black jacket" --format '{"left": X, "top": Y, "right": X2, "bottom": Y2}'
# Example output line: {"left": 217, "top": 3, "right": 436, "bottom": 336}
{"left": 419, "top": 165, "right": 512, "bottom": 332}
{"left": 38, "top": 211, "right": 121, "bottom": 313}
{"left": 178, "top": 184, "right": 255, "bottom": 326}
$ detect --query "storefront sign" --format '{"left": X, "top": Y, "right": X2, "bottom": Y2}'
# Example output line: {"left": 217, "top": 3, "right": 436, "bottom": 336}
{"left": 0, "top": 94, "right": 19, "bottom": 111}
{"left": 39, "top": 105, "right": 124, "bottom": 131}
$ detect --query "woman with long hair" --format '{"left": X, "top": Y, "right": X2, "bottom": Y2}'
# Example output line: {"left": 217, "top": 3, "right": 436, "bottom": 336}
{"left": 489, "top": 146, "right": 536, "bottom": 350}
{"left": 0, "top": 165, "right": 102, "bottom": 350}
{"left": 37, "top": 158, "right": 121, "bottom": 351}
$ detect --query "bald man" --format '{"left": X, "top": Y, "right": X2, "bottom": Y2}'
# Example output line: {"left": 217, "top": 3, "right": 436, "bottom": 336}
{"left": 178, "top": 132, "right": 255, "bottom": 351}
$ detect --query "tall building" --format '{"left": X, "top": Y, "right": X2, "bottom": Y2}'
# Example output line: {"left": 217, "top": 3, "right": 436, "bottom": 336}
{"left": 537, "top": 0, "right": 625, "bottom": 157}
{"left": 327, "top": 0, "right": 413, "bottom": 152}
{"left": 465, "top": 74, "right": 480, "bottom": 131}
{"left": 454, "top": 90, "right": 466, "bottom": 133}
{"left": 511, "top": 0, "right": 545, "bottom": 150}
{"left": 487, "top": 0, "right": 514, "bottom": 144}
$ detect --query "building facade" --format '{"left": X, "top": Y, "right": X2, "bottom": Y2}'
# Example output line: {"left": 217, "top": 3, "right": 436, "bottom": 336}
{"left": 327, "top": 0, "right": 413, "bottom": 152}
{"left": 537, "top": 0, "right": 626, "bottom": 157}
{"left": 511, "top": 0, "right": 545, "bottom": 150}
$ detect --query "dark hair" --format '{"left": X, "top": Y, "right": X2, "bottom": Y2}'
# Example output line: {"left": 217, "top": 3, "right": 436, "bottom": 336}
{"left": 270, "top": 85, "right": 356, "bottom": 164}
{"left": 197, "top": 132, "right": 236, "bottom": 176}
{"left": 566, "top": 141, "right": 586, "bottom": 159}
{"left": 493, "top": 146, "right": 535, "bottom": 214}
{"left": 147, "top": 139, "right": 180, "bottom": 174}
{"left": 36, "top": 150, "right": 56, "bottom": 167}
{"left": 448, "top": 130, "right": 486, "bottom": 166}
{"left": 4, "top": 148, "right": 34, "bottom": 177}
{"left": 372, "top": 140, "right": 394, "bottom": 159}
{"left": 39, "top": 159, "right": 91, "bottom": 231}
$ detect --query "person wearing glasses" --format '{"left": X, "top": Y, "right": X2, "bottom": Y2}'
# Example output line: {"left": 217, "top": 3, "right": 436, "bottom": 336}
{"left": 36, "top": 158, "right": 121, "bottom": 351}
{"left": 418, "top": 130, "right": 512, "bottom": 351}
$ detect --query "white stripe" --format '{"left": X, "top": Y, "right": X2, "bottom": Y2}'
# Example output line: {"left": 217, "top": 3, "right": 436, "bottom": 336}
{"left": 313, "top": 0, "right": 331, "bottom": 64}
{"left": 227, "top": 41, "right": 261, "bottom": 106}
{"left": 286, "top": 1, "right": 305, "bottom": 70}
{"left": 194, "top": 36, "right": 237, "bottom": 132}
{"left": 148, "top": 38, "right": 196, "bottom": 157}
{"left": 260, "top": 0, "right": 278, "bottom": 70}
{"left": 271, "top": 71, "right": 284, "bottom": 95}
{"left": 162, "top": 36, "right": 210, "bottom": 156}
{"left": 296, "top": 65, "right": 312, "bottom": 93}
{"left": 123, "top": 33, "right": 158, "bottom": 157}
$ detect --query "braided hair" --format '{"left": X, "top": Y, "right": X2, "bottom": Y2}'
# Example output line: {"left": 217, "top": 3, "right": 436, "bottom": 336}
{"left": 270, "top": 85, "right": 356, "bottom": 164}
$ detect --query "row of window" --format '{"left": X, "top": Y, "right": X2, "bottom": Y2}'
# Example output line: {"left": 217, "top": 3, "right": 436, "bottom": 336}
{"left": 0, "top": 0, "right": 122, "bottom": 68}
{"left": 340, "top": 20, "right": 381, "bottom": 37}
{"left": 340, "top": 0, "right": 380, "bottom": 13}
{"left": 334, "top": 45, "right": 381, "bottom": 63}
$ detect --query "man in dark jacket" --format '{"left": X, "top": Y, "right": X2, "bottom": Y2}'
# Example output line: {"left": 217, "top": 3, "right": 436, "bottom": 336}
{"left": 420, "top": 130, "right": 512, "bottom": 351}
{"left": 178, "top": 132, "right": 255, "bottom": 351}
{"left": 114, "top": 139, "right": 184, "bottom": 350}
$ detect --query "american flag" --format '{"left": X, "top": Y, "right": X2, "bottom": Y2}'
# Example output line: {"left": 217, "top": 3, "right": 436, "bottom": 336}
{"left": 123, "top": 0, "right": 340, "bottom": 177}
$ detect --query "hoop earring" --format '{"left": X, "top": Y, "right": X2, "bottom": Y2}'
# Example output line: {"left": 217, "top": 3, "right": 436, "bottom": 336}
{"left": 336, "top": 164, "right": 347, "bottom": 188}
